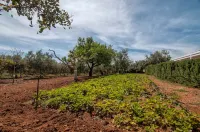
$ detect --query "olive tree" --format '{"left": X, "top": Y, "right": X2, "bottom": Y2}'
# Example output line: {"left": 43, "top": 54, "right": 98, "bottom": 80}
{"left": 0, "top": 54, "right": 14, "bottom": 78}
{"left": 0, "top": 54, "right": 7, "bottom": 77}
{"left": 130, "top": 60, "right": 147, "bottom": 73}
{"left": 114, "top": 49, "right": 131, "bottom": 73}
{"left": 49, "top": 49, "right": 76, "bottom": 80}
{"left": 25, "top": 50, "right": 54, "bottom": 109}
{"left": 0, "top": 0, "right": 72, "bottom": 33}
{"left": 145, "top": 50, "right": 171, "bottom": 65}
{"left": 71, "top": 37, "right": 115, "bottom": 77}
{"left": 10, "top": 49, "right": 24, "bottom": 83}
{"left": 129, "top": 50, "right": 171, "bottom": 73}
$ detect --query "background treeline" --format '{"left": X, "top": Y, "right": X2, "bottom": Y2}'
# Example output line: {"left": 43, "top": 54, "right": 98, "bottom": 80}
{"left": 0, "top": 37, "right": 171, "bottom": 81}
{"left": 0, "top": 50, "right": 69, "bottom": 80}
{"left": 146, "top": 59, "right": 200, "bottom": 88}
{"left": 129, "top": 50, "right": 171, "bottom": 73}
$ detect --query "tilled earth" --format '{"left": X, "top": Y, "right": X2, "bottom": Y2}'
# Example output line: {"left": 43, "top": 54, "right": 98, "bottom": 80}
{"left": 0, "top": 76, "right": 122, "bottom": 132}
{"left": 149, "top": 76, "right": 200, "bottom": 115}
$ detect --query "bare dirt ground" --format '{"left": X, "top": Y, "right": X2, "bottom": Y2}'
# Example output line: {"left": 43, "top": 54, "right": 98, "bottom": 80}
{"left": 149, "top": 76, "right": 200, "bottom": 115}
{"left": 0, "top": 76, "right": 122, "bottom": 132}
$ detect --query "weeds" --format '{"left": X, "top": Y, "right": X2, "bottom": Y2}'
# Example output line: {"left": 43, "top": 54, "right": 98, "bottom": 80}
{"left": 174, "top": 88, "right": 188, "bottom": 92}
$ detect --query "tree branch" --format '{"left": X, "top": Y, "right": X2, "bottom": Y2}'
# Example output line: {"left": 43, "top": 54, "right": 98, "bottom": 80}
{"left": 49, "top": 49, "right": 67, "bottom": 65}
{"left": 86, "top": 62, "right": 91, "bottom": 69}
{"left": 49, "top": 49, "right": 75, "bottom": 71}
{"left": 0, "top": 3, "right": 19, "bottom": 10}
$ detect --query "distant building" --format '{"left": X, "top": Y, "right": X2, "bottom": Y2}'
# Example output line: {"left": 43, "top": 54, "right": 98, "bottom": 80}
{"left": 173, "top": 51, "right": 200, "bottom": 61}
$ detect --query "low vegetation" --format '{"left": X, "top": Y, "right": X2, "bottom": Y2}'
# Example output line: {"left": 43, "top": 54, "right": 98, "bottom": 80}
{"left": 146, "top": 59, "right": 200, "bottom": 88}
{"left": 38, "top": 74, "right": 200, "bottom": 131}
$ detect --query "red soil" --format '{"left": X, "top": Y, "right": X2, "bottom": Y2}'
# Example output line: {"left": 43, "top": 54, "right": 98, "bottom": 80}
{"left": 0, "top": 76, "right": 123, "bottom": 132}
{"left": 149, "top": 76, "right": 200, "bottom": 115}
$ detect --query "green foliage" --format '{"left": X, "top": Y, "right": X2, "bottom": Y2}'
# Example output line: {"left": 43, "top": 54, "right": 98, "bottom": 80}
{"left": 130, "top": 60, "right": 147, "bottom": 73}
{"left": 114, "top": 95, "right": 199, "bottom": 131}
{"left": 0, "top": 57, "right": 14, "bottom": 77}
{"left": 59, "top": 104, "right": 67, "bottom": 112}
{"left": 1, "top": 0, "right": 72, "bottom": 33}
{"left": 38, "top": 74, "right": 200, "bottom": 131}
{"left": 146, "top": 59, "right": 200, "bottom": 88}
{"left": 114, "top": 49, "right": 131, "bottom": 73}
{"left": 130, "top": 50, "right": 171, "bottom": 73}
{"left": 24, "top": 50, "right": 56, "bottom": 76}
{"left": 146, "top": 50, "right": 171, "bottom": 65}
{"left": 95, "top": 99, "right": 121, "bottom": 117}
{"left": 0, "top": 50, "right": 71, "bottom": 79}
{"left": 0, "top": 50, "right": 24, "bottom": 80}
{"left": 69, "top": 37, "right": 115, "bottom": 76}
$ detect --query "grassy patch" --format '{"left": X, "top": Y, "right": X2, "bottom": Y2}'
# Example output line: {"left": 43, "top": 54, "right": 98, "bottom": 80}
{"left": 38, "top": 74, "right": 200, "bottom": 131}
{"left": 174, "top": 88, "right": 188, "bottom": 93}
{"left": 169, "top": 92, "right": 180, "bottom": 100}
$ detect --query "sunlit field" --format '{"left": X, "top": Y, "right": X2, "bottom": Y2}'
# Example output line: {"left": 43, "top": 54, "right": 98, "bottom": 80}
{"left": 38, "top": 74, "right": 200, "bottom": 131}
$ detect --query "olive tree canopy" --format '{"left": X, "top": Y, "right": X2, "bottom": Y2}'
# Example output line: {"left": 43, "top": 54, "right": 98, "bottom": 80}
{"left": 145, "top": 50, "right": 171, "bottom": 65}
{"left": 70, "top": 37, "right": 115, "bottom": 77}
{"left": 0, "top": 0, "right": 72, "bottom": 33}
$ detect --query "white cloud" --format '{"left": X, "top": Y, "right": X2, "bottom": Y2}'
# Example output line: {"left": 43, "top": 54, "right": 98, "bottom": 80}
{"left": 0, "top": 15, "right": 60, "bottom": 40}
{"left": 0, "top": 0, "right": 200, "bottom": 61}
{"left": 60, "top": 0, "right": 132, "bottom": 37}
{"left": 0, "top": 45, "right": 12, "bottom": 51}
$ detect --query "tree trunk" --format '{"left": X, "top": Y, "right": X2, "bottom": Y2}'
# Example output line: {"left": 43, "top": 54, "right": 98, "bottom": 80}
{"left": 20, "top": 66, "right": 22, "bottom": 78}
{"left": 89, "top": 68, "right": 93, "bottom": 77}
{"left": 100, "top": 70, "right": 104, "bottom": 76}
{"left": 74, "top": 69, "right": 78, "bottom": 81}
{"left": 12, "top": 65, "right": 15, "bottom": 84}
{"left": 20, "top": 70, "right": 22, "bottom": 78}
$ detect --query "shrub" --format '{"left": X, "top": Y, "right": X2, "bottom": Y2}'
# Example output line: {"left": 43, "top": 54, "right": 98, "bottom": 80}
{"left": 146, "top": 59, "right": 200, "bottom": 88}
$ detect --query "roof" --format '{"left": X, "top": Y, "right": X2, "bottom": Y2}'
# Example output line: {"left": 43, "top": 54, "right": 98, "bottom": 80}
{"left": 173, "top": 51, "right": 200, "bottom": 61}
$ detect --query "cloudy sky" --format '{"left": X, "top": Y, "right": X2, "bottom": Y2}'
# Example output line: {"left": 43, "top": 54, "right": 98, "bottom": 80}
{"left": 0, "top": 0, "right": 200, "bottom": 60}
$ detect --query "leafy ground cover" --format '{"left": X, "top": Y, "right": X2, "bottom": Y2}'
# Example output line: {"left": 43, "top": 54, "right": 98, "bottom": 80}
{"left": 38, "top": 74, "right": 200, "bottom": 131}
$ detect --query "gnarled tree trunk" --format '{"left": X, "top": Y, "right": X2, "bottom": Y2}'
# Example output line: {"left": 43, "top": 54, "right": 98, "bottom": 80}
{"left": 89, "top": 69, "right": 93, "bottom": 77}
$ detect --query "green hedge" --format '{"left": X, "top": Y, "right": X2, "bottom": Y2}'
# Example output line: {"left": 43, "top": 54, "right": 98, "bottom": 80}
{"left": 146, "top": 59, "right": 200, "bottom": 88}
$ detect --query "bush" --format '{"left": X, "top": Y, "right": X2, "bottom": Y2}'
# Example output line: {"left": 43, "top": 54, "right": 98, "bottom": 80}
{"left": 146, "top": 59, "right": 200, "bottom": 88}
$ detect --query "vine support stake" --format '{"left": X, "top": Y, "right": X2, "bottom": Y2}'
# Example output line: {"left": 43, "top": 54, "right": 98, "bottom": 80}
{"left": 35, "top": 76, "right": 40, "bottom": 110}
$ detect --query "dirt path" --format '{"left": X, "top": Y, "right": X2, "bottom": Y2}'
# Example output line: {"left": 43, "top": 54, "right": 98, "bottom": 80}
{"left": 149, "top": 76, "right": 200, "bottom": 115}
{"left": 0, "top": 76, "right": 121, "bottom": 132}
